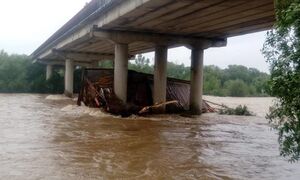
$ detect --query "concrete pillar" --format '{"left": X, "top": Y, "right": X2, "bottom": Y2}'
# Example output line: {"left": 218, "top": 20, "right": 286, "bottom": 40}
{"left": 190, "top": 46, "right": 204, "bottom": 115}
{"left": 153, "top": 45, "right": 168, "bottom": 113}
{"left": 114, "top": 43, "right": 128, "bottom": 103}
{"left": 46, "top": 64, "right": 53, "bottom": 80}
{"left": 64, "top": 59, "right": 74, "bottom": 97}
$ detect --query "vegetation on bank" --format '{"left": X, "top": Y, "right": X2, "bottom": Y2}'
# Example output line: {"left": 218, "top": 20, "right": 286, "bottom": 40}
{"left": 262, "top": 0, "right": 300, "bottom": 162}
{"left": 0, "top": 50, "right": 82, "bottom": 94}
{"left": 0, "top": 50, "right": 269, "bottom": 97}
{"left": 0, "top": 50, "right": 46, "bottom": 93}
{"left": 128, "top": 54, "right": 270, "bottom": 97}
{"left": 219, "top": 105, "right": 253, "bottom": 116}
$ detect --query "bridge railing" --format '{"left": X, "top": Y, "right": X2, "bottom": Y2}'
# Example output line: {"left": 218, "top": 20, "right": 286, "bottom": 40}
{"left": 96, "top": 0, "right": 117, "bottom": 9}
{"left": 86, "top": 0, "right": 121, "bottom": 21}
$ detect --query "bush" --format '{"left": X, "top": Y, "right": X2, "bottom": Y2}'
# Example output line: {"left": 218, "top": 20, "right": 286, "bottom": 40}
{"left": 224, "top": 79, "right": 249, "bottom": 97}
{"left": 262, "top": 0, "right": 300, "bottom": 161}
{"left": 45, "top": 71, "right": 64, "bottom": 94}
{"left": 219, "top": 105, "right": 253, "bottom": 116}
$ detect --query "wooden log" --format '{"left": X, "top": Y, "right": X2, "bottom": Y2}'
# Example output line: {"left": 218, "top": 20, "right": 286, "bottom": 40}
{"left": 86, "top": 79, "right": 102, "bottom": 107}
{"left": 203, "top": 99, "right": 228, "bottom": 109}
{"left": 138, "top": 100, "right": 178, "bottom": 114}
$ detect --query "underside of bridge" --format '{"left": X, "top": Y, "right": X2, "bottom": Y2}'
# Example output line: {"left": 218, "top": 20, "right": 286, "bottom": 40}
{"left": 32, "top": 0, "right": 275, "bottom": 115}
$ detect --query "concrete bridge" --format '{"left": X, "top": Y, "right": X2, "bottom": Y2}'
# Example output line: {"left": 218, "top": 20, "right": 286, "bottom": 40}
{"left": 32, "top": 0, "right": 275, "bottom": 114}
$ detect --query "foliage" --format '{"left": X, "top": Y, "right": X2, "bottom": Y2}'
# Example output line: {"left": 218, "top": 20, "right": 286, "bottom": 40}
{"left": 224, "top": 79, "right": 249, "bottom": 97}
{"left": 45, "top": 70, "right": 64, "bottom": 94}
{"left": 129, "top": 54, "right": 153, "bottom": 74}
{"left": 0, "top": 50, "right": 269, "bottom": 97}
{"left": 219, "top": 105, "right": 253, "bottom": 116}
{"left": 0, "top": 51, "right": 30, "bottom": 92}
{"left": 98, "top": 60, "right": 113, "bottom": 69}
{"left": 262, "top": 0, "right": 300, "bottom": 162}
{"left": 0, "top": 51, "right": 50, "bottom": 93}
{"left": 127, "top": 55, "right": 269, "bottom": 97}
{"left": 0, "top": 50, "right": 81, "bottom": 94}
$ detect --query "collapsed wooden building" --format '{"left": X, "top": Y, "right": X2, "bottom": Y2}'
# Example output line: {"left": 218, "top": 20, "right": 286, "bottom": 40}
{"left": 77, "top": 68, "right": 214, "bottom": 116}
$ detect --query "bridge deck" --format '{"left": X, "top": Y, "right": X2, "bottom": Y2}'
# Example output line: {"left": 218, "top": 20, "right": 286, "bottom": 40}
{"left": 33, "top": 0, "right": 275, "bottom": 63}
{"left": 104, "top": 0, "right": 274, "bottom": 38}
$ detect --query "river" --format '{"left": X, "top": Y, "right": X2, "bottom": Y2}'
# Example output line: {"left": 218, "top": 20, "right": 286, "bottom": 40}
{"left": 0, "top": 94, "right": 299, "bottom": 179}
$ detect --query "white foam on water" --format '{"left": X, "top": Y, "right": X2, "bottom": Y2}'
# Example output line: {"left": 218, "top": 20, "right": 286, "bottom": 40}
{"left": 59, "top": 100, "right": 192, "bottom": 121}
{"left": 61, "top": 105, "right": 78, "bottom": 112}
{"left": 60, "top": 103, "right": 119, "bottom": 119}
{"left": 72, "top": 97, "right": 78, "bottom": 102}
{"left": 60, "top": 104, "right": 92, "bottom": 117}
{"left": 126, "top": 114, "right": 183, "bottom": 122}
{"left": 88, "top": 109, "right": 116, "bottom": 118}
{"left": 46, "top": 95, "right": 71, "bottom": 100}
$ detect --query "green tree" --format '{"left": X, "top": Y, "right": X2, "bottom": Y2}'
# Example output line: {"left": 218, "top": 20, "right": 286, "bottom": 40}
{"left": 0, "top": 51, "right": 31, "bottom": 92}
{"left": 128, "top": 54, "right": 269, "bottom": 97}
{"left": 45, "top": 70, "right": 64, "bottom": 94}
{"left": 129, "top": 54, "right": 153, "bottom": 74}
{"left": 262, "top": 0, "right": 300, "bottom": 162}
{"left": 223, "top": 65, "right": 251, "bottom": 84}
{"left": 203, "top": 66, "right": 224, "bottom": 96}
{"left": 98, "top": 60, "right": 113, "bottom": 68}
{"left": 0, "top": 51, "right": 270, "bottom": 97}
{"left": 224, "top": 79, "right": 249, "bottom": 97}
{"left": 167, "top": 62, "right": 190, "bottom": 80}
{"left": 0, "top": 50, "right": 66, "bottom": 94}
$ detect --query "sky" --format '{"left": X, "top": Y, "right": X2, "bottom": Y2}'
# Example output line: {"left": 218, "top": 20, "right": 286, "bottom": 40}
{"left": 0, "top": 0, "right": 270, "bottom": 73}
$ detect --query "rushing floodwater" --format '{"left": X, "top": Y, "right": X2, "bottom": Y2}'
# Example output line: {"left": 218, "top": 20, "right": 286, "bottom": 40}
{"left": 0, "top": 94, "right": 299, "bottom": 179}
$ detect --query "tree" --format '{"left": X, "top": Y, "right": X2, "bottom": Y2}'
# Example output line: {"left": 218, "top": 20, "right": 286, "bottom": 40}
{"left": 129, "top": 54, "right": 153, "bottom": 74}
{"left": 224, "top": 79, "right": 249, "bottom": 97}
{"left": 0, "top": 51, "right": 31, "bottom": 92}
{"left": 167, "top": 62, "right": 190, "bottom": 80}
{"left": 98, "top": 60, "right": 113, "bottom": 68}
{"left": 262, "top": 0, "right": 300, "bottom": 162}
{"left": 0, "top": 50, "right": 66, "bottom": 94}
{"left": 203, "top": 66, "right": 223, "bottom": 96}
{"left": 223, "top": 65, "right": 251, "bottom": 84}
{"left": 0, "top": 51, "right": 270, "bottom": 97}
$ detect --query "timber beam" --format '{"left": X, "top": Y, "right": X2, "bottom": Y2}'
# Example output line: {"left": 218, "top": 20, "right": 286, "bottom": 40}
{"left": 92, "top": 28, "right": 227, "bottom": 48}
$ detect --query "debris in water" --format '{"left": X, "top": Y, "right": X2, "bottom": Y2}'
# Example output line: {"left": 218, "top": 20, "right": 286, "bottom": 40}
{"left": 77, "top": 68, "right": 215, "bottom": 116}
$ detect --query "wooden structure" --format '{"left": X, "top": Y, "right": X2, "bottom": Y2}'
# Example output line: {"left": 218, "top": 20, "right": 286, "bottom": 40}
{"left": 77, "top": 68, "right": 214, "bottom": 116}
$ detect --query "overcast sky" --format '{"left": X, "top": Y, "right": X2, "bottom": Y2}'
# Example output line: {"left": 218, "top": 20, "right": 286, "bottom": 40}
{"left": 0, "top": 0, "right": 270, "bottom": 73}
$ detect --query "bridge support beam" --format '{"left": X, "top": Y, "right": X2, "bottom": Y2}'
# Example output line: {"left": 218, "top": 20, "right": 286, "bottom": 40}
{"left": 153, "top": 45, "right": 168, "bottom": 113}
{"left": 46, "top": 64, "right": 53, "bottom": 80}
{"left": 190, "top": 46, "right": 204, "bottom": 115}
{"left": 114, "top": 43, "right": 128, "bottom": 103}
{"left": 64, "top": 59, "right": 74, "bottom": 97}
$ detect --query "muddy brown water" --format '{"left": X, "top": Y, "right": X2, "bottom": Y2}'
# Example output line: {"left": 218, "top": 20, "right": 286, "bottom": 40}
{"left": 0, "top": 94, "right": 299, "bottom": 179}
